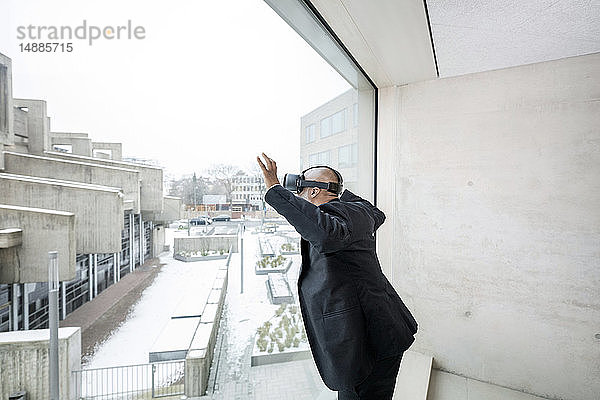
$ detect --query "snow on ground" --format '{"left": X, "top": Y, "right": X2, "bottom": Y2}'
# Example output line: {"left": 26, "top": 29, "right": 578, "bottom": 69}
{"left": 219, "top": 226, "right": 302, "bottom": 377}
{"left": 84, "top": 225, "right": 302, "bottom": 375}
{"left": 85, "top": 228, "right": 221, "bottom": 369}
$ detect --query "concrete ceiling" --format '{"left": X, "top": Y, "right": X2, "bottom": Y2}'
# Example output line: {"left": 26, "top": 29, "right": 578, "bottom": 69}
{"left": 428, "top": 0, "right": 600, "bottom": 77}
{"left": 308, "top": 0, "right": 438, "bottom": 87}
{"left": 308, "top": 0, "right": 600, "bottom": 86}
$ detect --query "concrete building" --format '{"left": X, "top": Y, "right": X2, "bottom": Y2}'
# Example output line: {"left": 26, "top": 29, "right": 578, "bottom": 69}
{"left": 231, "top": 172, "right": 267, "bottom": 211}
{"left": 0, "top": 51, "right": 181, "bottom": 333}
{"left": 300, "top": 89, "right": 360, "bottom": 192}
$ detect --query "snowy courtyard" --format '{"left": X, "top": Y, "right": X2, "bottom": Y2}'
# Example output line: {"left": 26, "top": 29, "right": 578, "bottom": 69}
{"left": 83, "top": 224, "right": 336, "bottom": 399}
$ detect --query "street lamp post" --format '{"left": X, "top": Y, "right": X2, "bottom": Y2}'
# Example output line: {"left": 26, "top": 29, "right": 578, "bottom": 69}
{"left": 239, "top": 222, "right": 244, "bottom": 294}
{"left": 48, "top": 251, "right": 59, "bottom": 400}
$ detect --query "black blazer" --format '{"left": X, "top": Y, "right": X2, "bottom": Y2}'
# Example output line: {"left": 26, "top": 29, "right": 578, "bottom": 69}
{"left": 264, "top": 184, "right": 418, "bottom": 391}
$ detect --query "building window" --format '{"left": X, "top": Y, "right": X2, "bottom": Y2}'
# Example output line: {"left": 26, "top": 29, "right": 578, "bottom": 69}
{"left": 308, "top": 150, "right": 331, "bottom": 166}
{"left": 320, "top": 109, "right": 346, "bottom": 138}
{"left": 338, "top": 143, "right": 358, "bottom": 168}
{"left": 0, "top": 65, "right": 7, "bottom": 133}
{"left": 305, "top": 124, "right": 316, "bottom": 143}
{"left": 352, "top": 103, "right": 358, "bottom": 127}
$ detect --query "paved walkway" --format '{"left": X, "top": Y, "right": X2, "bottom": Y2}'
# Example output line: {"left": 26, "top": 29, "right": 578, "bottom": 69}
{"left": 197, "top": 236, "right": 337, "bottom": 400}
{"left": 201, "top": 302, "right": 336, "bottom": 400}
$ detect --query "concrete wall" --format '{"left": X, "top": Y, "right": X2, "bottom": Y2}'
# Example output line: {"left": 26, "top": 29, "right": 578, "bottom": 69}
{"left": 13, "top": 99, "right": 49, "bottom": 155}
{"left": 92, "top": 141, "right": 122, "bottom": 160}
{"left": 44, "top": 151, "right": 164, "bottom": 213}
{"left": 4, "top": 151, "right": 141, "bottom": 213}
{"left": 153, "top": 224, "right": 166, "bottom": 257}
{"left": 0, "top": 204, "right": 75, "bottom": 283}
{"left": 173, "top": 235, "right": 238, "bottom": 255}
{"left": 12, "top": 107, "right": 27, "bottom": 140}
{"left": 152, "top": 196, "right": 181, "bottom": 223}
{"left": 376, "top": 53, "right": 600, "bottom": 400}
{"left": 50, "top": 132, "right": 92, "bottom": 157}
{"left": 185, "top": 259, "right": 229, "bottom": 397}
{"left": 0, "top": 327, "right": 81, "bottom": 400}
{"left": 0, "top": 173, "right": 124, "bottom": 254}
{"left": 0, "top": 53, "right": 14, "bottom": 160}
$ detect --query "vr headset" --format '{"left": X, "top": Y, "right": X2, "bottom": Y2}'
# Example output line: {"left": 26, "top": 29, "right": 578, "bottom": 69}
{"left": 283, "top": 165, "right": 344, "bottom": 195}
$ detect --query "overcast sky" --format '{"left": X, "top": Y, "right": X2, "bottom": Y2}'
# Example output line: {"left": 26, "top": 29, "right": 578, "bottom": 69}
{"left": 0, "top": 0, "right": 350, "bottom": 179}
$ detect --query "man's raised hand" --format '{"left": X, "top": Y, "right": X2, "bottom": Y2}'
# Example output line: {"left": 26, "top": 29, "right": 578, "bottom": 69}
{"left": 256, "top": 152, "right": 280, "bottom": 188}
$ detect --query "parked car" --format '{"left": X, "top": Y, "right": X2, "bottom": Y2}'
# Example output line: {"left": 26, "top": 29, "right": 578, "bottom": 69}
{"left": 169, "top": 219, "right": 189, "bottom": 229}
{"left": 213, "top": 214, "right": 231, "bottom": 222}
{"left": 190, "top": 217, "right": 211, "bottom": 226}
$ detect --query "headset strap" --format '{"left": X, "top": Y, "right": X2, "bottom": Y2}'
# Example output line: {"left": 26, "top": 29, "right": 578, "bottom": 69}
{"left": 298, "top": 179, "right": 343, "bottom": 194}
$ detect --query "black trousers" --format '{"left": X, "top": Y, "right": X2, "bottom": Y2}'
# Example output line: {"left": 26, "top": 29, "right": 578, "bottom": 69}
{"left": 337, "top": 353, "right": 403, "bottom": 400}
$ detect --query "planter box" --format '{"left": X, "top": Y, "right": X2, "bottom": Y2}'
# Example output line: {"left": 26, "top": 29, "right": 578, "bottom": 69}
{"left": 259, "top": 238, "right": 275, "bottom": 257}
{"left": 254, "top": 259, "right": 292, "bottom": 275}
{"left": 250, "top": 346, "right": 311, "bottom": 367}
{"left": 250, "top": 303, "right": 310, "bottom": 367}
{"left": 265, "top": 273, "right": 294, "bottom": 305}
{"left": 174, "top": 253, "right": 229, "bottom": 262}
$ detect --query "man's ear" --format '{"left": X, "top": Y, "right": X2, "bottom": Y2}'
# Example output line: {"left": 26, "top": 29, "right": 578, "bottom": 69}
{"left": 310, "top": 187, "right": 320, "bottom": 198}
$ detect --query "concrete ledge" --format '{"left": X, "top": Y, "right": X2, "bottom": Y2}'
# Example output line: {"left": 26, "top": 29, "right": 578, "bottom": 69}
{"left": 0, "top": 327, "right": 81, "bottom": 400}
{"left": 185, "top": 349, "right": 210, "bottom": 397}
{"left": 183, "top": 259, "right": 229, "bottom": 398}
{"left": 393, "top": 350, "right": 433, "bottom": 400}
{"left": 0, "top": 204, "right": 75, "bottom": 283}
{"left": 149, "top": 317, "right": 200, "bottom": 363}
{"left": 44, "top": 150, "right": 163, "bottom": 213}
{"left": 173, "top": 253, "right": 228, "bottom": 262}
{"left": 3, "top": 151, "right": 141, "bottom": 213}
{"left": 0, "top": 228, "right": 22, "bottom": 248}
{"left": 426, "top": 368, "right": 550, "bottom": 400}
{"left": 251, "top": 347, "right": 312, "bottom": 367}
{"left": 173, "top": 235, "right": 238, "bottom": 255}
{"left": 0, "top": 173, "right": 124, "bottom": 253}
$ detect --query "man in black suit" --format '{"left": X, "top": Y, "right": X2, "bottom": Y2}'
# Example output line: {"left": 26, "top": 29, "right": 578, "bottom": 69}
{"left": 257, "top": 153, "right": 418, "bottom": 400}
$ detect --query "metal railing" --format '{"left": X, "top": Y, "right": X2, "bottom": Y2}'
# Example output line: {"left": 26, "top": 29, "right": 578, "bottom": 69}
{"left": 71, "top": 360, "right": 184, "bottom": 399}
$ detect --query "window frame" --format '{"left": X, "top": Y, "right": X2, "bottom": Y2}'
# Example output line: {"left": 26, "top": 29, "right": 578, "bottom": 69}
{"left": 263, "top": 0, "right": 379, "bottom": 205}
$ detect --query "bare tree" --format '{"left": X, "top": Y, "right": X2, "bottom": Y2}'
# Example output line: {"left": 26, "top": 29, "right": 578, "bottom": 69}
{"left": 168, "top": 173, "right": 208, "bottom": 208}
{"left": 206, "top": 164, "right": 243, "bottom": 205}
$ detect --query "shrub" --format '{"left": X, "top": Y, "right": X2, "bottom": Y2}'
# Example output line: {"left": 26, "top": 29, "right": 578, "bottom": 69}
{"left": 275, "top": 303, "right": 286, "bottom": 316}
{"left": 281, "top": 243, "right": 296, "bottom": 252}
{"left": 257, "top": 337, "right": 268, "bottom": 352}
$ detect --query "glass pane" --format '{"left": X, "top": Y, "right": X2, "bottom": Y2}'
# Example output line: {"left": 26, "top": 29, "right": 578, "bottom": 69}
{"left": 265, "top": 0, "right": 376, "bottom": 201}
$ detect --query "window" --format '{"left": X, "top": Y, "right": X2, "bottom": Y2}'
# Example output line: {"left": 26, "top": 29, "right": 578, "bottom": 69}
{"left": 0, "top": 65, "right": 7, "bottom": 133}
{"left": 52, "top": 144, "right": 73, "bottom": 153}
{"left": 305, "top": 124, "right": 316, "bottom": 143}
{"left": 320, "top": 109, "right": 346, "bottom": 138}
{"left": 338, "top": 143, "right": 358, "bottom": 168}
{"left": 353, "top": 103, "right": 358, "bottom": 127}
{"left": 308, "top": 150, "right": 330, "bottom": 166}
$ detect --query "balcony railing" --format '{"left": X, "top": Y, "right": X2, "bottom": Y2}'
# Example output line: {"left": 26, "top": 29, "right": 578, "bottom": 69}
{"left": 71, "top": 360, "right": 184, "bottom": 399}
